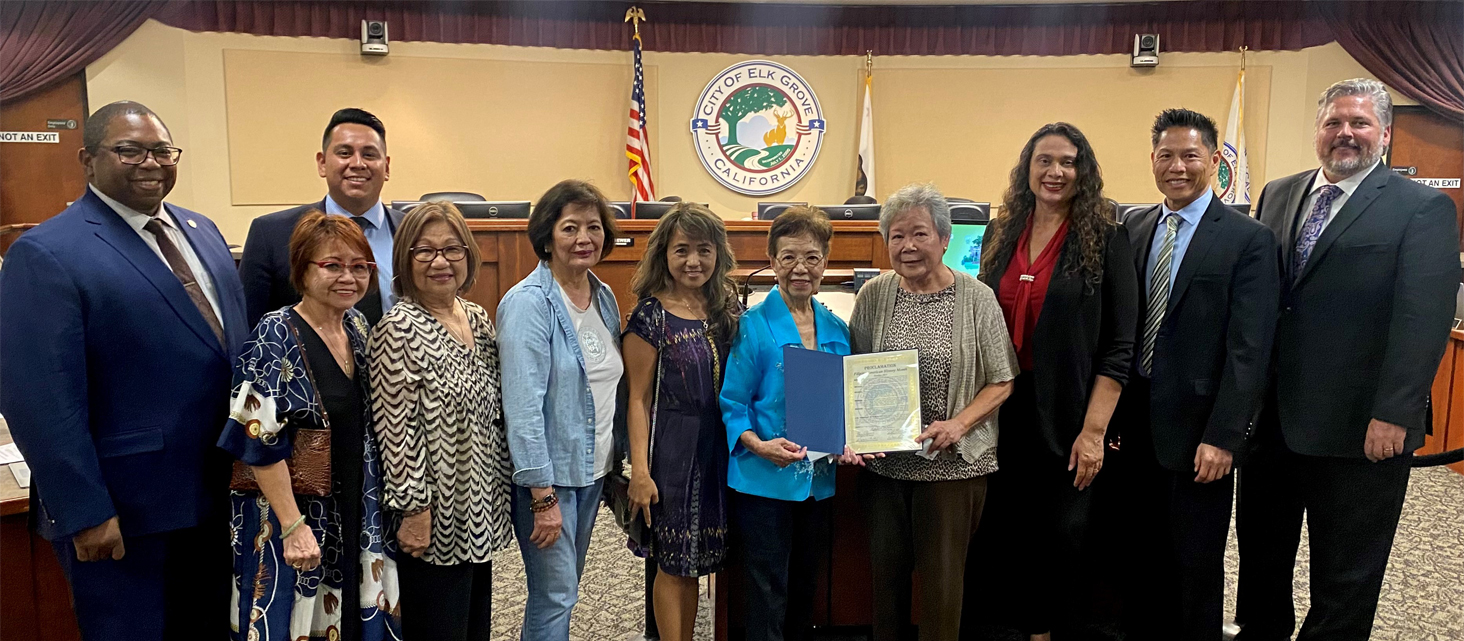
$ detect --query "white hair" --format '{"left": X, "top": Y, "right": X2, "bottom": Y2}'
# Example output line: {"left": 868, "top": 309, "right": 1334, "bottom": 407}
{"left": 1317, "top": 78, "right": 1394, "bottom": 127}
{"left": 879, "top": 183, "right": 952, "bottom": 241}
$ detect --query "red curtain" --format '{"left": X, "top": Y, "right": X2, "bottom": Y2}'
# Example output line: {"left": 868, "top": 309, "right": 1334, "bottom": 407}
{"left": 1323, "top": 1, "right": 1464, "bottom": 122}
{"left": 0, "top": 1, "right": 167, "bottom": 102}
{"left": 156, "top": 1, "right": 1334, "bottom": 56}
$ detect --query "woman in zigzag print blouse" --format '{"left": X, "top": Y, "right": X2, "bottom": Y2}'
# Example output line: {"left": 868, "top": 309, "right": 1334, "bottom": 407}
{"left": 368, "top": 202, "right": 513, "bottom": 641}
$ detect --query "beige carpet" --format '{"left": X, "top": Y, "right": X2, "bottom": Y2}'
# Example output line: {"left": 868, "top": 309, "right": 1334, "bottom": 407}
{"left": 490, "top": 466, "right": 1464, "bottom": 640}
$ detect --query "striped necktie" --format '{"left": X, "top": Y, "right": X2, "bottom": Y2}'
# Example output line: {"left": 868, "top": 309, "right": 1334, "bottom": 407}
{"left": 1141, "top": 214, "right": 1181, "bottom": 375}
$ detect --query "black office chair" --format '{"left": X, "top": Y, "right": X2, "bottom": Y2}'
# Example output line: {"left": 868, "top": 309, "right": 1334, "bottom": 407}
{"left": 420, "top": 191, "right": 486, "bottom": 202}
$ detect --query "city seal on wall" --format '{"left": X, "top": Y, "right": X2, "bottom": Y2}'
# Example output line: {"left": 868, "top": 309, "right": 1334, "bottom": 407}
{"left": 690, "top": 60, "right": 826, "bottom": 196}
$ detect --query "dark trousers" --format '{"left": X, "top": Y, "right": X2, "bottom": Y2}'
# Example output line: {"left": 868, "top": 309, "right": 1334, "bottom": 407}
{"left": 397, "top": 554, "right": 494, "bottom": 641}
{"left": 733, "top": 491, "right": 829, "bottom": 641}
{"left": 52, "top": 525, "right": 230, "bottom": 641}
{"left": 1118, "top": 451, "right": 1234, "bottom": 641}
{"left": 1235, "top": 446, "right": 1411, "bottom": 641}
{"left": 865, "top": 471, "right": 987, "bottom": 641}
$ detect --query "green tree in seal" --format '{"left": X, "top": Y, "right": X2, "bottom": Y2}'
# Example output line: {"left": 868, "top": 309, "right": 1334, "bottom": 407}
{"left": 718, "top": 86, "right": 789, "bottom": 146}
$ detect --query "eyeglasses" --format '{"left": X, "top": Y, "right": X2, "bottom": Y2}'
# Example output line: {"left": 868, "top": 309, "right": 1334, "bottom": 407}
{"left": 311, "top": 261, "right": 375, "bottom": 279}
{"left": 105, "top": 145, "right": 183, "bottom": 166}
{"left": 411, "top": 245, "right": 468, "bottom": 263}
{"left": 775, "top": 254, "right": 825, "bottom": 269}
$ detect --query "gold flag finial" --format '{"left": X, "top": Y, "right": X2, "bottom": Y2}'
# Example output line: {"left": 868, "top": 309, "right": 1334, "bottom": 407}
{"left": 625, "top": 7, "right": 646, "bottom": 36}
{"left": 1240, "top": 45, "right": 1248, "bottom": 71}
{"left": 865, "top": 50, "right": 874, "bottom": 76}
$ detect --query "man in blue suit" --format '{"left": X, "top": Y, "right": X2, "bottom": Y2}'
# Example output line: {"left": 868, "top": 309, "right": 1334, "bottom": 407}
{"left": 238, "top": 108, "right": 404, "bottom": 327}
{"left": 0, "top": 101, "right": 247, "bottom": 640}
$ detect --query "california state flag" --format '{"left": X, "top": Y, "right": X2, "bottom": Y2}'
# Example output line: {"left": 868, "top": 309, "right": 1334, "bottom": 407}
{"left": 855, "top": 72, "right": 876, "bottom": 197}
{"left": 1218, "top": 69, "right": 1252, "bottom": 206}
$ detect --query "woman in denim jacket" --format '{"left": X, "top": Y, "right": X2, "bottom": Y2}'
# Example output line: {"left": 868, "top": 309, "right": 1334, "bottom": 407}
{"left": 499, "top": 180, "right": 625, "bottom": 641}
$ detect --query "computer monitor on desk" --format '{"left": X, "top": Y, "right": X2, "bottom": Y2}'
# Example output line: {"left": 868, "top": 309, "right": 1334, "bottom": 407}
{"left": 942, "top": 220, "right": 988, "bottom": 279}
{"left": 757, "top": 202, "right": 806, "bottom": 220}
{"left": 391, "top": 200, "right": 532, "bottom": 218}
{"left": 817, "top": 204, "right": 881, "bottom": 220}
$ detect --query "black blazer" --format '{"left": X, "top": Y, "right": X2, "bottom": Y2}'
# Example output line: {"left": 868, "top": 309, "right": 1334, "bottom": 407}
{"left": 1113, "top": 196, "right": 1280, "bottom": 472}
{"left": 1255, "top": 163, "right": 1459, "bottom": 458}
{"left": 982, "top": 223, "right": 1139, "bottom": 460}
{"left": 238, "top": 200, "right": 405, "bottom": 328}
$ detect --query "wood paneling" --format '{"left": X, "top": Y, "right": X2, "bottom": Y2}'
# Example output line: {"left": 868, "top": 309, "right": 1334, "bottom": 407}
{"left": 465, "top": 219, "right": 886, "bottom": 323}
{"left": 0, "top": 74, "right": 88, "bottom": 244}
{"left": 1390, "top": 107, "right": 1464, "bottom": 246}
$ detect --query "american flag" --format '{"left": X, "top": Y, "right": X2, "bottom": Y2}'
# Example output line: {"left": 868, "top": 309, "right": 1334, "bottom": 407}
{"left": 626, "top": 31, "right": 656, "bottom": 202}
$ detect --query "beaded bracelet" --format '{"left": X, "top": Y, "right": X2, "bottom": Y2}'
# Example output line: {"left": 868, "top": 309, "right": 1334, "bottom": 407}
{"left": 281, "top": 514, "right": 307, "bottom": 539}
{"left": 529, "top": 492, "right": 559, "bottom": 513}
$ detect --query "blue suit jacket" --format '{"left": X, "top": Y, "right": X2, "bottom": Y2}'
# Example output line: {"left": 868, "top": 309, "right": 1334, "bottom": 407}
{"left": 0, "top": 189, "right": 248, "bottom": 540}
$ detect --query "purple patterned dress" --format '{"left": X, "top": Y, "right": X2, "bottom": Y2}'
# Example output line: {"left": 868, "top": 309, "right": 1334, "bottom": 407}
{"left": 625, "top": 297, "right": 735, "bottom": 577}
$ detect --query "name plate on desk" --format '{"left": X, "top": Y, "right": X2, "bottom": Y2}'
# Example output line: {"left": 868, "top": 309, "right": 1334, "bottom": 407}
{"left": 784, "top": 347, "right": 922, "bottom": 455}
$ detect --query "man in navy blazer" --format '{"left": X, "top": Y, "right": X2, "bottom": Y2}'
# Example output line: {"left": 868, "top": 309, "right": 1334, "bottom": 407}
{"left": 238, "top": 108, "right": 404, "bottom": 328}
{"left": 1113, "top": 109, "right": 1280, "bottom": 641}
{"left": 0, "top": 102, "right": 247, "bottom": 639}
{"left": 1237, "top": 80, "right": 1459, "bottom": 641}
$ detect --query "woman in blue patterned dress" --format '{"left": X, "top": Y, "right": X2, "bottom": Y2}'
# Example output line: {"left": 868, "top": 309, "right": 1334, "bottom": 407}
{"left": 624, "top": 203, "right": 741, "bottom": 641}
{"left": 219, "top": 211, "right": 401, "bottom": 641}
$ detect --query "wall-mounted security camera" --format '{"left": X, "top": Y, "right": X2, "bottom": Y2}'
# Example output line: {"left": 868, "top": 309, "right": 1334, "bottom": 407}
{"left": 1132, "top": 33, "right": 1159, "bottom": 67}
{"left": 361, "top": 20, "right": 389, "bottom": 56}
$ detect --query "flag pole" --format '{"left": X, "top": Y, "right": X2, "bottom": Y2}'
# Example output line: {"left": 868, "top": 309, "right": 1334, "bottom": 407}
{"left": 624, "top": 6, "right": 645, "bottom": 35}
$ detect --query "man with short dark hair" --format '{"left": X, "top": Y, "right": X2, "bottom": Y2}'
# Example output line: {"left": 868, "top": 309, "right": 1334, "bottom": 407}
{"left": 0, "top": 101, "right": 247, "bottom": 640}
{"left": 1114, "top": 108, "right": 1280, "bottom": 641}
{"left": 239, "top": 107, "right": 404, "bottom": 327}
{"left": 1236, "top": 79, "right": 1459, "bottom": 641}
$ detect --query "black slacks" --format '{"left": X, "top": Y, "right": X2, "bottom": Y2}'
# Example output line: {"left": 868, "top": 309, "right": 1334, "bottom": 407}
{"left": 732, "top": 490, "right": 830, "bottom": 641}
{"left": 397, "top": 554, "right": 494, "bottom": 641}
{"left": 1235, "top": 444, "right": 1411, "bottom": 641}
{"left": 1118, "top": 448, "right": 1234, "bottom": 641}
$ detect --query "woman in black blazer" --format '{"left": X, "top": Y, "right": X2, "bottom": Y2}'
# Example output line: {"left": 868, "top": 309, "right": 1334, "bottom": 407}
{"left": 975, "top": 122, "right": 1138, "bottom": 641}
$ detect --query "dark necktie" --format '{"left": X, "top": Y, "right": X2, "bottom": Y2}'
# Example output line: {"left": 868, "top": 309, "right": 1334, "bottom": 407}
{"left": 1141, "top": 214, "right": 1180, "bottom": 375}
{"left": 348, "top": 215, "right": 385, "bottom": 327}
{"left": 143, "top": 217, "right": 225, "bottom": 347}
{"left": 1292, "top": 185, "right": 1343, "bottom": 282}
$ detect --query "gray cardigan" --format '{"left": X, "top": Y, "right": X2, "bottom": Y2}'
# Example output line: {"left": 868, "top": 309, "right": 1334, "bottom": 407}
{"left": 849, "top": 270, "right": 1019, "bottom": 467}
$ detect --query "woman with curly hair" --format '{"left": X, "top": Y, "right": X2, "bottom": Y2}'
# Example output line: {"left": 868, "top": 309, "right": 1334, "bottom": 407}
{"left": 977, "top": 122, "right": 1138, "bottom": 640}
{"left": 623, "top": 202, "right": 742, "bottom": 641}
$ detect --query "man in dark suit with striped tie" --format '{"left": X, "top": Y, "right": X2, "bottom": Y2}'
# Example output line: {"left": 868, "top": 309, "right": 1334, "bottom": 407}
{"left": 1114, "top": 108, "right": 1280, "bottom": 641}
{"left": 1236, "top": 79, "right": 1459, "bottom": 641}
{"left": 238, "top": 108, "right": 405, "bottom": 327}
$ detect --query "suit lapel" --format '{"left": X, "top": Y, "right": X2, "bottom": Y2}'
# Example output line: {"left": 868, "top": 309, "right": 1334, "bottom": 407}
{"left": 82, "top": 192, "right": 224, "bottom": 357}
{"left": 1131, "top": 206, "right": 1161, "bottom": 280}
{"left": 168, "top": 204, "right": 235, "bottom": 356}
{"left": 1278, "top": 171, "right": 1313, "bottom": 255}
{"left": 1166, "top": 198, "right": 1223, "bottom": 313}
{"left": 1296, "top": 164, "right": 1390, "bottom": 286}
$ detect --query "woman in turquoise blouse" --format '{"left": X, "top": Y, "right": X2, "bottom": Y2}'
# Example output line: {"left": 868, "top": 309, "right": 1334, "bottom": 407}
{"left": 719, "top": 206, "right": 852, "bottom": 641}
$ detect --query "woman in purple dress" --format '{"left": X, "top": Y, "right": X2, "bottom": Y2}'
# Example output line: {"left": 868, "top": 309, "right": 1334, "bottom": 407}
{"left": 624, "top": 203, "right": 741, "bottom": 641}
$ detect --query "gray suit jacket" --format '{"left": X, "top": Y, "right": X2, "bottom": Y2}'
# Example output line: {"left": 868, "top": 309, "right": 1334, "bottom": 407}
{"left": 1254, "top": 163, "right": 1459, "bottom": 458}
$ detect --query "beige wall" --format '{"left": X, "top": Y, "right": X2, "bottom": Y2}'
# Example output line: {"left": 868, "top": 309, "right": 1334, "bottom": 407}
{"left": 87, "top": 20, "right": 1404, "bottom": 243}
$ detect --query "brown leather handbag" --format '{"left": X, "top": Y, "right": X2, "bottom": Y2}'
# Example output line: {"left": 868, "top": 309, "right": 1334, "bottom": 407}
{"left": 229, "top": 315, "right": 334, "bottom": 497}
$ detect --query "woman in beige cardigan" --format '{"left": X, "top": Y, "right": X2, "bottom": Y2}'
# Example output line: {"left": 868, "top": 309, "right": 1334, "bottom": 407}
{"left": 849, "top": 183, "right": 1020, "bottom": 641}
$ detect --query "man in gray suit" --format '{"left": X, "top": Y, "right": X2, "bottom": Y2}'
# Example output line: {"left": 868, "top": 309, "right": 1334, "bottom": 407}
{"left": 1236, "top": 79, "right": 1459, "bottom": 641}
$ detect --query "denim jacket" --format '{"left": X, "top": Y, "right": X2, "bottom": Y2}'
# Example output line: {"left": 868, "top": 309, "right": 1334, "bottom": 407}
{"left": 499, "top": 261, "right": 623, "bottom": 488}
{"left": 720, "top": 286, "right": 850, "bottom": 502}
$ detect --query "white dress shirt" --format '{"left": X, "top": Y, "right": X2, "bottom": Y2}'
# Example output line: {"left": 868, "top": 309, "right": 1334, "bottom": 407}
{"left": 1301, "top": 160, "right": 1380, "bottom": 236}
{"left": 90, "top": 184, "right": 223, "bottom": 321}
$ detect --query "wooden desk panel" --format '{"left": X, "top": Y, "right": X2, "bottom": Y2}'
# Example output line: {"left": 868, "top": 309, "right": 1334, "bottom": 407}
{"left": 466, "top": 219, "right": 889, "bottom": 321}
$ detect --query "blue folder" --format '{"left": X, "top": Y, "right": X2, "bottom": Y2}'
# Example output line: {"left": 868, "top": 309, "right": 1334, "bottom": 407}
{"left": 783, "top": 345, "right": 847, "bottom": 455}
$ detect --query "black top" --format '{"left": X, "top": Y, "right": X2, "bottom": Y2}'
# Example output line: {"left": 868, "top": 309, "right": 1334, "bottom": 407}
{"left": 1253, "top": 164, "right": 1460, "bottom": 457}
{"left": 289, "top": 308, "right": 364, "bottom": 638}
{"left": 981, "top": 224, "right": 1138, "bottom": 461}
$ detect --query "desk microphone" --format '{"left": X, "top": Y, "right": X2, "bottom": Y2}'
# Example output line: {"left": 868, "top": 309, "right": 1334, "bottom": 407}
{"left": 740, "top": 263, "right": 773, "bottom": 308}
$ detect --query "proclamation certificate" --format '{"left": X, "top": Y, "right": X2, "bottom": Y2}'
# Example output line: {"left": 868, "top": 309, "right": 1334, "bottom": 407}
{"left": 842, "top": 350, "right": 923, "bottom": 454}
